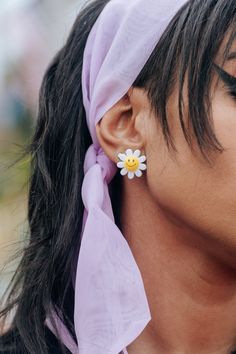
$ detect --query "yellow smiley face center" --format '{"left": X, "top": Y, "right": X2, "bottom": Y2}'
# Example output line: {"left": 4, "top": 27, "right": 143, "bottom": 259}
{"left": 124, "top": 156, "right": 140, "bottom": 172}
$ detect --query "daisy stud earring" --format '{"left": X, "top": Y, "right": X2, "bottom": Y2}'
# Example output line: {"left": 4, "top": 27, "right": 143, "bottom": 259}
{"left": 116, "top": 148, "right": 147, "bottom": 179}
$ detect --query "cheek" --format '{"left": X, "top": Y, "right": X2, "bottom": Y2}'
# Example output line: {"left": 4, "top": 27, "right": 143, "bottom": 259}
{"left": 145, "top": 97, "right": 236, "bottom": 258}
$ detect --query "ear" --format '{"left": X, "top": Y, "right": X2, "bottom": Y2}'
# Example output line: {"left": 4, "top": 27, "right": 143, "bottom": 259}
{"left": 95, "top": 87, "right": 147, "bottom": 163}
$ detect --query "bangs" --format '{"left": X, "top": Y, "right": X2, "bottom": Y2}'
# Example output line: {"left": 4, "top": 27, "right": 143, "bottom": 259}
{"left": 133, "top": 0, "right": 236, "bottom": 163}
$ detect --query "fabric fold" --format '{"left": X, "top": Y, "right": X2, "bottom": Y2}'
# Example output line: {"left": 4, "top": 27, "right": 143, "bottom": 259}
{"left": 74, "top": 144, "right": 151, "bottom": 354}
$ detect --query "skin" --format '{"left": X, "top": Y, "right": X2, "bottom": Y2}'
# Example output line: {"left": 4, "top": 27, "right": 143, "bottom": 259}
{"left": 95, "top": 43, "right": 236, "bottom": 353}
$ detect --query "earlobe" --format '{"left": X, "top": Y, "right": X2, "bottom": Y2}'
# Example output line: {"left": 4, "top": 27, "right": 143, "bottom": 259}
{"left": 95, "top": 89, "right": 145, "bottom": 163}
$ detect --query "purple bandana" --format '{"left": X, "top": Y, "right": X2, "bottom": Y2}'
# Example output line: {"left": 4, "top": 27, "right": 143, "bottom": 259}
{"left": 45, "top": 0, "right": 188, "bottom": 353}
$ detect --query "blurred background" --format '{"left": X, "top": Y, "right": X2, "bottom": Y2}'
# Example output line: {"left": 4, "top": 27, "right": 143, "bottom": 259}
{"left": 0, "top": 0, "right": 83, "bottom": 303}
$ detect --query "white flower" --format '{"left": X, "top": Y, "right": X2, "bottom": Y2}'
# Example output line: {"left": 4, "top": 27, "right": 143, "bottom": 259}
{"left": 116, "top": 148, "right": 147, "bottom": 179}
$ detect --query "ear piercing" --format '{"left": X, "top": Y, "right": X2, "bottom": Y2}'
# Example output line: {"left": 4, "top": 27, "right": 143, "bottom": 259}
{"left": 116, "top": 148, "right": 147, "bottom": 179}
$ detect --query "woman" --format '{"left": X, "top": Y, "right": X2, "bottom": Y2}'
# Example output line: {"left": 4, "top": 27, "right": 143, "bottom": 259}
{"left": 1, "top": 0, "right": 236, "bottom": 353}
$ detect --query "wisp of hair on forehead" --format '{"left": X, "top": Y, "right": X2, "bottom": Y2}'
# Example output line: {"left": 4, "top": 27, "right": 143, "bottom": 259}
{"left": 134, "top": 0, "right": 236, "bottom": 163}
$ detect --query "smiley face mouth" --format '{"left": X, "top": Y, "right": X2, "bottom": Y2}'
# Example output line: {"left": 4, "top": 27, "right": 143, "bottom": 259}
{"left": 126, "top": 163, "right": 137, "bottom": 168}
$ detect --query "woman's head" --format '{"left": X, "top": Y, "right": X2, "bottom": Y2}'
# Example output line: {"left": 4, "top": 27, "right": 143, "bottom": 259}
{"left": 1, "top": 0, "right": 236, "bottom": 353}
{"left": 96, "top": 1, "right": 236, "bottom": 269}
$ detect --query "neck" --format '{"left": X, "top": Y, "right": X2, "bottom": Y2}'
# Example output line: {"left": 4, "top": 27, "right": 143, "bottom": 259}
{"left": 119, "top": 178, "right": 236, "bottom": 354}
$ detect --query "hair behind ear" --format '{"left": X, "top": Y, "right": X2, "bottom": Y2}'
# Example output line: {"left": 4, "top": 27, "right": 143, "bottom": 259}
{"left": 0, "top": 1, "right": 111, "bottom": 353}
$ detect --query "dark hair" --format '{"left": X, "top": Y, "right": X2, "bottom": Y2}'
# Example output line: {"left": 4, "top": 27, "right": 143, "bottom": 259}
{"left": 1, "top": 0, "right": 236, "bottom": 353}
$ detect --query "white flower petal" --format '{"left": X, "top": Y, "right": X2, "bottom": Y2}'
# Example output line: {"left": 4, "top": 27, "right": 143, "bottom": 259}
{"left": 134, "top": 149, "right": 141, "bottom": 157}
{"left": 139, "top": 155, "right": 146, "bottom": 163}
{"left": 126, "top": 149, "right": 133, "bottom": 156}
{"left": 118, "top": 153, "right": 126, "bottom": 161}
{"left": 139, "top": 163, "right": 147, "bottom": 171}
{"left": 135, "top": 169, "right": 142, "bottom": 177}
{"left": 117, "top": 161, "right": 124, "bottom": 168}
{"left": 128, "top": 171, "right": 135, "bottom": 179}
{"left": 120, "top": 168, "right": 128, "bottom": 176}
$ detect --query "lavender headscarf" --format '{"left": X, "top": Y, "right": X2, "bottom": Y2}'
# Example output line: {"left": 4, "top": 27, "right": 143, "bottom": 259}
{"left": 45, "top": 0, "right": 188, "bottom": 353}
